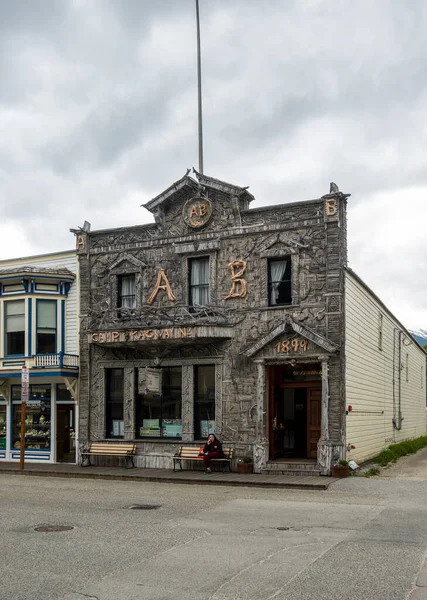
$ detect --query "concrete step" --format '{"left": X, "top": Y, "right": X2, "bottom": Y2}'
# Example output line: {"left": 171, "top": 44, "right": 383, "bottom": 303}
{"left": 262, "top": 468, "right": 321, "bottom": 476}
{"left": 263, "top": 462, "right": 321, "bottom": 476}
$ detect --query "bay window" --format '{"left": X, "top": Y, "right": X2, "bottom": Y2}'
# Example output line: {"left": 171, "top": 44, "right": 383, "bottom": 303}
{"left": 5, "top": 300, "right": 25, "bottom": 355}
{"left": 36, "top": 300, "right": 57, "bottom": 354}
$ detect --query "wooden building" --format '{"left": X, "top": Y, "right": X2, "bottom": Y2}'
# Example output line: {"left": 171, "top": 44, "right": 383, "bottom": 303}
{"left": 73, "top": 171, "right": 426, "bottom": 474}
{"left": 0, "top": 251, "right": 79, "bottom": 463}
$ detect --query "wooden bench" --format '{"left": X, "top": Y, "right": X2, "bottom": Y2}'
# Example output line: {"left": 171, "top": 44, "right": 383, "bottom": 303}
{"left": 81, "top": 442, "right": 136, "bottom": 468}
{"left": 173, "top": 446, "right": 233, "bottom": 472}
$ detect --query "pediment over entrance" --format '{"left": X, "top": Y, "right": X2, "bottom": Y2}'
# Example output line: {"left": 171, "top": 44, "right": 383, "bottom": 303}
{"left": 244, "top": 319, "right": 338, "bottom": 359}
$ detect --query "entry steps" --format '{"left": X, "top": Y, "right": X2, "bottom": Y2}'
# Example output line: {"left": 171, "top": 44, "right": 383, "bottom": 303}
{"left": 263, "top": 460, "right": 321, "bottom": 477}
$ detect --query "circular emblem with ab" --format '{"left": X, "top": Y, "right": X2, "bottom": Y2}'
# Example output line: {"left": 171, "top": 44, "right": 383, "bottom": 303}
{"left": 183, "top": 196, "right": 212, "bottom": 228}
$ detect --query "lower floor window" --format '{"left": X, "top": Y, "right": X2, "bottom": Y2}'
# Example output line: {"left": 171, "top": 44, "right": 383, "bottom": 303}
{"left": 194, "top": 365, "right": 216, "bottom": 439}
{"left": 106, "top": 368, "right": 124, "bottom": 438}
{"left": 12, "top": 395, "right": 51, "bottom": 451}
{"left": 136, "top": 366, "right": 182, "bottom": 438}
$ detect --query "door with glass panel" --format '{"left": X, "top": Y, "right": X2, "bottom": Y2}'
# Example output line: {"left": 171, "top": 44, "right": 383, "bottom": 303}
{"left": 56, "top": 404, "right": 75, "bottom": 462}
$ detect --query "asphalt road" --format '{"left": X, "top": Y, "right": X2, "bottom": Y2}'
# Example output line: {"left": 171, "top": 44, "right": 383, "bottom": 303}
{"left": 3, "top": 450, "right": 427, "bottom": 600}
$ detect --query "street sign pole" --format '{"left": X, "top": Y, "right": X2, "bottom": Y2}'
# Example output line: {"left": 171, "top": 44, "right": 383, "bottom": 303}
{"left": 20, "top": 366, "right": 29, "bottom": 470}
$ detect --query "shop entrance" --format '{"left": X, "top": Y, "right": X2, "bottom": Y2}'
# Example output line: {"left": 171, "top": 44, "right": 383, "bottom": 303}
{"left": 56, "top": 404, "right": 76, "bottom": 463}
{"left": 268, "top": 364, "right": 321, "bottom": 460}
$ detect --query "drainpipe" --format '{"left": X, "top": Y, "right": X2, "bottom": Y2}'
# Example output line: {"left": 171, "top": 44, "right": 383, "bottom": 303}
{"left": 394, "top": 330, "right": 403, "bottom": 430}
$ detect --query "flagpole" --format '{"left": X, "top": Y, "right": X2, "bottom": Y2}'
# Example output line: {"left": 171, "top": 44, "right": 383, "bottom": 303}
{"left": 195, "top": 0, "right": 204, "bottom": 174}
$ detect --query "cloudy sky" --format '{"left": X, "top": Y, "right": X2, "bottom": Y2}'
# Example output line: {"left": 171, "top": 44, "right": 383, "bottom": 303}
{"left": 1, "top": 0, "right": 426, "bottom": 330}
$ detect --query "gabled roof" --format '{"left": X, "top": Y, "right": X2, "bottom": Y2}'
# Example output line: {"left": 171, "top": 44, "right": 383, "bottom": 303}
{"left": 142, "top": 169, "right": 254, "bottom": 214}
{"left": 142, "top": 172, "right": 199, "bottom": 213}
{"left": 244, "top": 318, "right": 338, "bottom": 358}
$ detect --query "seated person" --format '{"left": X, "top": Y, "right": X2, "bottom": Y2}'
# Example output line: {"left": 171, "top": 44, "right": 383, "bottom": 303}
{"left": 200, "top": 433, "right": 224, "bottom": 473}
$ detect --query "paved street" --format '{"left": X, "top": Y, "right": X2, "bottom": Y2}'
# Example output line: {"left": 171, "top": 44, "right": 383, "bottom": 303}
{"left": 3, "top": 450, "right": 427, "bottom": 600}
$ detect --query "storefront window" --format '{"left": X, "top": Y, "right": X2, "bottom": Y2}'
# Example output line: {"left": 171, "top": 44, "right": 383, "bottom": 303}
{"left": 136, "top": 367, "right": 182, "bottom": 438}
{"left": 106, "top": 369, "right": 124, "bottom": 438}
{"left": 194, "top": 365, "right": 215, "bottom": 439}
{"left": 11, "top": 385, "right": 51, "bottom": 451}
{"left": 0, "top": 404, "right": 6, "bottom": 450}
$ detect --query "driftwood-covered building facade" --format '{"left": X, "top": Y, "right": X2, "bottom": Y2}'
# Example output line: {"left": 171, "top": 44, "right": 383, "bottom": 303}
{"left": 75, "top": 171, "right": 350, "bottom": 475}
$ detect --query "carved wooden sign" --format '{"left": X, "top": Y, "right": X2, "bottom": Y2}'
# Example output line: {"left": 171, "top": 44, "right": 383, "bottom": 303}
{"left": 225, "top": 260, "right": 247, "bottom": 299}
{"left": 91, "top": 327, "right": 193, "bottom": 343}
{"left": 183, "top": 197, "right": 212, "bottom": 228}
{"left": 147, "top": 269, "right": 176, "bottom": 305}
{"left": 276, "top": 338, "right": 309, "bottom": 354}
{"left": 324, "top": 197, "right": 338, "bottom": 221}
{"left": 76, "top": 235, "right": 85, "bottom": 250}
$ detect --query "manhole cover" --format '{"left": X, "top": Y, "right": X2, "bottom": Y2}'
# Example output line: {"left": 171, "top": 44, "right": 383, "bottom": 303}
{"left": 34, "top": 525, "right": 74, "bottom": 532}
{"left": 128, "top": 504, "right": 161, "bottom": 510}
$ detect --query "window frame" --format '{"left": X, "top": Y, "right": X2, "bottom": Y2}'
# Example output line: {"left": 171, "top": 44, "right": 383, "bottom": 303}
{"left": 136, "top": 366, "right": 183, "bottom": 440}
{"left": 105, "top": 368, "right": 125, "bottom": 439}
{"left": 36, "top": 299, "right": 57, "bottom": 355}
{"left": 4, "top": 299, "right": 26, "bottom": 356}
{"left": 267, "top": 257, "right": 292, "bottom": 307}
{"left": 188, "top": 256, "right": 210, "bottom": 308}
{"left": 194, "top": 364, "right": 216, "bottom": 440}
{"left": 117, "top": 273, "right": 136, "bottom": 309}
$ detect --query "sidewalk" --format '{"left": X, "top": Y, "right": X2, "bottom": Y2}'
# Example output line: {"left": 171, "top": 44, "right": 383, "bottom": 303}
{"left": 0, "top": 460, "right": 335, "bottom": 490}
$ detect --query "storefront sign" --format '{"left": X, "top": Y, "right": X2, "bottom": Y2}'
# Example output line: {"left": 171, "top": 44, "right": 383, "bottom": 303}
{"left": 91, "top": 327, "right": 193, "bottom": 344}
{"left": 276, "top": 338, "right": 309, "bottom": 354}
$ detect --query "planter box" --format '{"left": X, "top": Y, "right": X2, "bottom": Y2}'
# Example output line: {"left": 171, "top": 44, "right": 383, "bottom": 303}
{"left": 237, "top": 462, "right": 253, "bottom": 474}
{"left": 331, "top": 465, "right": 349, "bottom": 478}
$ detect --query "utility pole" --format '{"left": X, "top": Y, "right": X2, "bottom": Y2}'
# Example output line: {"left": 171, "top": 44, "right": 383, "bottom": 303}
{"left": 195, "top": 0, "right": 204, "bottom": 174}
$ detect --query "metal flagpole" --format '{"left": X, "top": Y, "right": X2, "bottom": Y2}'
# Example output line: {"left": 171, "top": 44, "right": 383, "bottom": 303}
{"left": 195, "top": 0, "right": 204, "bottom": 174}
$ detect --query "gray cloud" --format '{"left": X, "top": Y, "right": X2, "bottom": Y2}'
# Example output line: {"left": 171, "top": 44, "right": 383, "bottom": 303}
{"left": 1, "top": 0, "right": 427, "bottom": 327}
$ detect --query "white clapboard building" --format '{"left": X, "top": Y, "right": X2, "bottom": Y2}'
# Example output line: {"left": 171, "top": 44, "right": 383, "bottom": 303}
{"left": 345, "top": 269, "right": 426, "bottom": 465}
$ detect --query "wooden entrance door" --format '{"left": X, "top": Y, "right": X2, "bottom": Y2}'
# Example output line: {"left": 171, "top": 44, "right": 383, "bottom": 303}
{"left": 307, "top": 389, "right": 321, "bottom": 458}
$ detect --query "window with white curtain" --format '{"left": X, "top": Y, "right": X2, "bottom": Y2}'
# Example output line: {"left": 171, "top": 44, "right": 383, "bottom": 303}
{"left": 189, "top": 257, "right": 210, "bottom": 307}
{"left": 117, "top": 274, "right": 136, "bottom": 308}
{"left": 268, "top": 258, "right": 292, "bottom": 306}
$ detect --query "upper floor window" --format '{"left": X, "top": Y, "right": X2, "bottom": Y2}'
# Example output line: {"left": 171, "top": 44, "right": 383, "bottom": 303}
{"left": 5, "top": 300, "right": 25, "bottom": 355}
{"left": 268, "top": 258, "right": 292, "bottom": 306}
{"left": 189, "top": 257, "right": 210, "bottom": 307}
{"left": 37, "top": 300, "right": 57, "bottom": 354}
{"left": 117, "top": 274, "right": 136, "bottom": 309}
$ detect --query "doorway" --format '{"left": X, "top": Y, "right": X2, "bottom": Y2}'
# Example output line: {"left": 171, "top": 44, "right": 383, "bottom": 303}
{"left": 56, "top": 404, "right": 76, "bottom": 463}
{"left": 268, "top": 364, "right": 321, "bottom": 460}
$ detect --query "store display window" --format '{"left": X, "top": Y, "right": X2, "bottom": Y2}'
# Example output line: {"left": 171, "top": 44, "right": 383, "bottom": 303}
{"left": 11, "top": 384, "right": 51, "bottom": 451}
{"left": 194, "top": 365, "right": 215, "bottom": 440}
{"left": 136, "top": 367, "right": 182, "bottom": 438}
{"left": 106, "top": 369, "right": 124, "bottom": 439}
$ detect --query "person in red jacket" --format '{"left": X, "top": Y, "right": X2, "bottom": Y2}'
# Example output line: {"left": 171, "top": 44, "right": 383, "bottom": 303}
{"left": 200, "top": 434, "right": 224, "bottom": 473}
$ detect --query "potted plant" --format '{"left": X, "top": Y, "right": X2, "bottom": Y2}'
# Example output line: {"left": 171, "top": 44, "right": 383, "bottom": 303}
{"left": 331, "top": 459, "right": 350, "bottom": 478}
{"left": 237, "top": 456, "right": 253, "bottom": 474}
